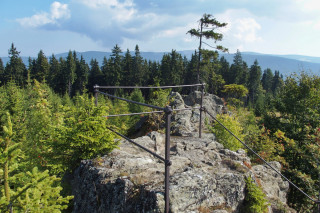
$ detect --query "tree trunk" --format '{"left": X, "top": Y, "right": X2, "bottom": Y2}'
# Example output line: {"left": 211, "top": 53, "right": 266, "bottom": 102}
{"left": 197, "top": 22, "right": 203, "bottom": 86}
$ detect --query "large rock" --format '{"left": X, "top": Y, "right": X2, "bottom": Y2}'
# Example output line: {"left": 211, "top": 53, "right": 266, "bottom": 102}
{"left": 169, "top": 91, "right": 226, "bottom": 136}
{"left": 72, "top": 132, "right": 294, "bottom": 213}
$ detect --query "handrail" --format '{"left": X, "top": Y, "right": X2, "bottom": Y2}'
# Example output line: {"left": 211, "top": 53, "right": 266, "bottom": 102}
{"left": 95, "top": 82, "right": 320, "bottom": 211}
{"left": 204, "top": 108, "right": 320, "bottom": 204}
{"left": 103, "top": 107, "right": 201, "bottom": 118}
{"left": 103, "top": 111, "right": 163, "bottom": 117}
{"left": 97, "top": 90, "right": 165, "bottom": 111}
{"left": 106, "top": 126, "right": 167, "bottom": 163}
{"left": 94, "top": 83, "right": 203, "bottom": 89}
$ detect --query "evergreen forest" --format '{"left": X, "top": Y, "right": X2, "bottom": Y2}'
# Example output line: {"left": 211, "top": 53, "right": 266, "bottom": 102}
{"left": 1, "top": 42, "right": 320, "bottom": 212}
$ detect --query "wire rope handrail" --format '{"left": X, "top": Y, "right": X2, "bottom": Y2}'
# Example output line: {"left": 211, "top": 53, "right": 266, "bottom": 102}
{"left": 103, "top": 111, "right": 163, "bottom": 117}
{"left": 204, "top": 108, "right": 320, "bottom": 203}
{"left": 103, "top": 107, "right": 201, "bottom": 118}
{"left": 97, "top": 90, "right": 165, "bottom": 111}
{"left": 106, "top": 126, "right": 167, "bottom": 163}
{"left": 94, "top": 83, "right": 204, "bottom": 89}
{"left": 95, "top": 82, "right": 320, "bottom": 211}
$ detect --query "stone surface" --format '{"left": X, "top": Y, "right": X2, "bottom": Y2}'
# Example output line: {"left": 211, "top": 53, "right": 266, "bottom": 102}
{"left": 169, "top": 91, "right": 226, "bottom": 136}
{"left": 72, "top": 132, "right": 294, "bottom": 213}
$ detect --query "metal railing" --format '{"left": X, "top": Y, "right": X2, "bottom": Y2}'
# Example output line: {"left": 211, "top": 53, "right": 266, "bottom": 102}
{"left": 94, "top": 83, "right": 205, "bottom": 213}
{"left": 94, "top": 83, "right": 320, "bottom": 212}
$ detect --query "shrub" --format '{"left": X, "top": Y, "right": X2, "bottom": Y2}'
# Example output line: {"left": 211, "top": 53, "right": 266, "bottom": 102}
{"left": 209, "top": 113, "right": 244, "bottom": 151}
{"left": 243, "top": 176, "right": 269, "bottom": 213}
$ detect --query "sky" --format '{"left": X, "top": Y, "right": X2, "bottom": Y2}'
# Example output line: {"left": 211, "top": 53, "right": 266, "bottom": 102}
{"left": 1, "top": 0, "right": 320, "bottom": 57}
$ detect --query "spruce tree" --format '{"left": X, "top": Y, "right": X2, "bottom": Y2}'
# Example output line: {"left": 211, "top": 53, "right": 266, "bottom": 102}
{"left": 65, "top": 51, "right": 76, "bottom": 97}
{"left": 48, "top": 54, "right": 61, "bottom": 93}
{"left": 73, "top": 55, "right": 89, "bottom": 95}
{"left": 34, "top": 50, "right": 49, "bottom": 82}
{"left": 230, "top": 50, "right": 248, "bottom": 85}
{"left": 261, "top": 68, "right": 274, "bottom": 93}
{"left": 4, "top": 43, "right": 27, "bottom": 86}
{"left": 122, "top": 49, "right": 133, "bottom": 87}
{"left": 248, "top": 60, "right": 262, "bottom": 105}
{"left": 110, "top": 44, "right": 123, "bottom": 86}
{"left": 133, "top": 45, "right": 144, "bottom": 86}
{"left": 187, "top": 14, "right": 228, "bottom": 84}
{"left": 88, "top": 59, "right": 103, "bottom": 93}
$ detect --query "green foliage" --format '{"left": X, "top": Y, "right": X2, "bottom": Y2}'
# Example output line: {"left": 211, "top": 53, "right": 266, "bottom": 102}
{"left": 248, "top": 60, "right": 262, "bottom": 106}
{"left": 245, "top": 127, "right": 286, "bottom": 165}
{"left": 105, "top": 98, "right": 131, "bottom": 134}
{"left": 222, "top": 84, "right": 248, "bottom": 106}
{"left": 229, "top": 50, "right": 248, "bottom": 85}
{"left": 243, "top": 176, "right": 269, "bottom": 213}
{"left": 208, "top": 113, "right": 244, "bottom": 151}
{"left": 0, "top": 112, "right": 72, "bottom": 213}
{"left": 262, "top": 72, "right": 320, "bottom": 211}
{"left": 0, "top": 81, "right": 121, "bottom": 211}
{"left": 4, "top": 43, "right": 27, "bottom": 87}
{"left": 160, "top": 50, "right": 184, "bottom": 89}
{"left": 47, "top": 94, "right": 118, "bottom": 173}
{"left": 129, "top": 89, "right": 145, "bottom": 113}
{"left": 3, "top": 167, "right": 72, "bottom": 213}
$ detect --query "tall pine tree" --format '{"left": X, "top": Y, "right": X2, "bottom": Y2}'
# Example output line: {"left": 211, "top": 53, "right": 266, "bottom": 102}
{"left": 4, "top": 43, "right": 27, "bottom": 86}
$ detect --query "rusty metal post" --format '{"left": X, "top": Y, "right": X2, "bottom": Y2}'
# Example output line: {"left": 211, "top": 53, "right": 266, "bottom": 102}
{"left": 199, "top": 83, "right": 205, "bottom": 138}
{"left": 94, "top": 85, "right": 99, "bottom": 107}
{"left": 164, "top": 105, "right": 172, "bottom": 213}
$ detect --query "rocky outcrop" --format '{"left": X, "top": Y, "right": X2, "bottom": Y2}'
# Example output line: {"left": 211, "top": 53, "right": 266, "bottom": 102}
{"left": 169, "top": 91, "right": 225, "bottom": 136}
{"left": 72, "top": 132, "right": 294, "bottom": 213}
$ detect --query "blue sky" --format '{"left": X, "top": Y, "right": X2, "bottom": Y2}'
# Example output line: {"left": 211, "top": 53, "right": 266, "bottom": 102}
{"left": 1, "top": 0, "right": 320, "bottom": 57}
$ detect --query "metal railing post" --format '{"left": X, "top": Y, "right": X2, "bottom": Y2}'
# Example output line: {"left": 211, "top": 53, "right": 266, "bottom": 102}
{"left": 199, "top": 83, "right": 205, "bottom": 138}
{"left": 94, "top": 85, "right": 99, "bottom": 107}
{"left": 164, "top": 105, "right": 172, "bottom": 213}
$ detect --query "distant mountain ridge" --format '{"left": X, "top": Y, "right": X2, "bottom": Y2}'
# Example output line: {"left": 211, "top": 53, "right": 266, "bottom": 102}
{"left": 1, "top": 50, "right": 320, "bottom": 76}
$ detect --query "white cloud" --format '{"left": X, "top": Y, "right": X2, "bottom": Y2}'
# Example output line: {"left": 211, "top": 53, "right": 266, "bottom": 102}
{"left": 50, "top": 2, "right": 71, "bottom": 20}
{"left": 17, "top": 2, "right": 70, "bottom": 28}
{"left": 214, "top": 9, "right": 264, "bottom": 53}
{"left": 296, "top": 0, "right": 320, "bottom": 12}
{"left": 234, "top": 18, "right": 262, "bottom": 42}
{"left": 77, "top": 0, "right": 134, "bottom": 9}
{"left": 76, "top": 0, "right": 136, "bottom": 22}
{"left": 315, "top": 21, "right": 320, "bottom": 30}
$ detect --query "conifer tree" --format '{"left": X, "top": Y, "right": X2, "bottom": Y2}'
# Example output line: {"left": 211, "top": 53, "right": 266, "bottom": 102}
{"left": 132, "top": 45, "right": 144, "bottom": 86}
{"left": 248, "top": 60, "right": 262, "bottom": 105}
{"left": 160, "top": 50, "right": 184, "bottom": 88}
{"left": 4, "top": 43, "right": 27, "bottom": 86}
{"left": 187, "top": 14, "right": 228, "bottom": 84}
{"left": 122, "top": 49, "right": 133, "bottom": 87}
{"left": 183, "top": 51, "right": 198, "bottom": 94}
{"left": 65, "top": 51, "right": 76, "bottom": 97}
{"left": 48, "top": 54, "right": 61, "bottom": 93}
{"left": 73, "top": 55, "right": 89, "bottom": 95}
{"left": 271, "top": 71, "right": 284, "bottom": 95}
{"left": 88, "top": 59, "right": 103, "bottom": 93}
{"left": 110, "top": 44, "right": 123, "bottom": 86}
{"left": 230, "top": 50, "right": 248, "bottom": 85}
{"left": 219, "top": 56, "right": 231, "bottom": 84}
{"left": 261, "top": 68, "right": 274, "bottom": 93}
{"left": 34, "top": 50, "right": 49, "bottom": 82}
